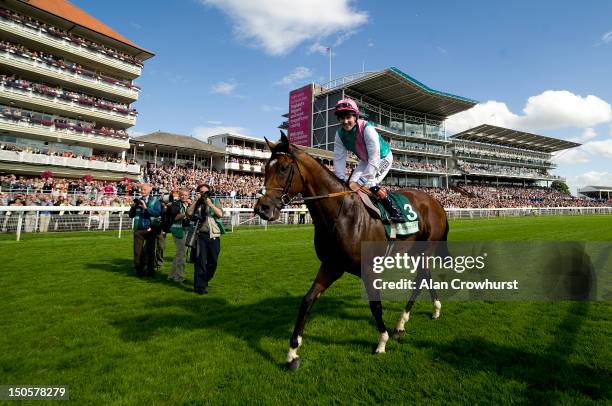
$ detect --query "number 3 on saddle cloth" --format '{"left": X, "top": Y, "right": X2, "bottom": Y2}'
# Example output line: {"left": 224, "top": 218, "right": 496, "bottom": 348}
{"left": 358, "top": 191, "right": 420, "bottom": 239}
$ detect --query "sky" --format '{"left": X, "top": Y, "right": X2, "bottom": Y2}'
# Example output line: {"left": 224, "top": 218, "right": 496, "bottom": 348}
{"left": 72, "top": 0, "right": 612, "bottom": 194}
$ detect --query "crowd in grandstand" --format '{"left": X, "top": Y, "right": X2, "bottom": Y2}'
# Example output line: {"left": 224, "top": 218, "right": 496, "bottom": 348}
{"left": 1, "top": 75, "right": 137, "bottom": 116}
{"left": 456, "top": 160, "right": 551, "bottom": 178}
{"left": 0, "top": 40, "right": 138, "bottom": 91}
{"left": 1, "top": 166, "right": 610, "bottom": 212}
{"left": 453, "top": 143, "right": 550, "bottom": 165}
{"left": 1, "top": 104, "right": 129, "bottom": 139}
{"left": 0, "top": 7, "right": 144, "bottom": 67}
{"left": 0, "top": 143, "right": 133, "bottom": 164}
{"left": 393, "top": 161, "right": 446, "bottom": 172}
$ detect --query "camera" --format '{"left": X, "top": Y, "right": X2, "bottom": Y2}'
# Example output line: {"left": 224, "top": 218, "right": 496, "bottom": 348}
{"left": 132, "top": 197, "right": 142, "bottom": 207}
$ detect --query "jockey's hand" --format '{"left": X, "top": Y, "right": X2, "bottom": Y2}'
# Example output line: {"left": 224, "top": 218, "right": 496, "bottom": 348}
{"left": 348, "top": 181, "right": 361, "bottom": 192}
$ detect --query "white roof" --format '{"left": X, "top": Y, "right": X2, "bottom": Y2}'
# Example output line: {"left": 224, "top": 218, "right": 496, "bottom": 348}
{"left": 208, "top": 132, "right": 268, "bottom": 144}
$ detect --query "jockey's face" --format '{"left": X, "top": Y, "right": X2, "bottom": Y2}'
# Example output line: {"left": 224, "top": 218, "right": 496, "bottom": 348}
{"left": 338, "top": 113, "right": 357, "bottom": 131}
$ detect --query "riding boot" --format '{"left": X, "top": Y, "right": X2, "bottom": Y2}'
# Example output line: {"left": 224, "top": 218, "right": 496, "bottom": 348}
{"left": 369, "top": 185, "right": 406, "bottom": 223}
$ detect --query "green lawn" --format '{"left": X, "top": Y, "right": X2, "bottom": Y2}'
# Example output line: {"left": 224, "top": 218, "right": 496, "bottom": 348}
{"left": 1, "top": 215, "right": 611, "bottom": 404}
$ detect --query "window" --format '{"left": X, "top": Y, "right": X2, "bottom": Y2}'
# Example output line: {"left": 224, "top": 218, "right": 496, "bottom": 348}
{"left": 313, "top": 128, "right": 326, "bottom": 147}
{"left": 314, "top": 97, "right": 327, "bottom": 112}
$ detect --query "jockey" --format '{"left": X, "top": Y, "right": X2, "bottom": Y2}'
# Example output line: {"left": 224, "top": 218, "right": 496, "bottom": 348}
{"left": 333, "top": 98, "right": 406, "bottom": 223}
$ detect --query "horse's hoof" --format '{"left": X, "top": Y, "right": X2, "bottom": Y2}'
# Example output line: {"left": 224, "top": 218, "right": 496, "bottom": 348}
{"left": 286, "top": 358, "right": 300, "bottom": 371}
{"left": 432, "top": 314, "right": 440, "bottom": 320}
{"left": 393, "top": 328, "right": 406, "bottom": 339}
{"left": 373, "top": 348, "right": 386, "bottom": 355}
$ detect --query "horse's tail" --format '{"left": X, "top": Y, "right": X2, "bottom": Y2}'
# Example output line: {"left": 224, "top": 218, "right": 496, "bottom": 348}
{"left": 443, "top": 218, "right": 449, "bottom": 241}
{"left": 435, "top": 219, "right": 451, "bottom": 258}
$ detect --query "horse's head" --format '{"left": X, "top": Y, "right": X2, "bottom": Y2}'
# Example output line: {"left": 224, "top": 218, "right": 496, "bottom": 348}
{"left": 254, "top": 132, "right": 305, "bottom": 221}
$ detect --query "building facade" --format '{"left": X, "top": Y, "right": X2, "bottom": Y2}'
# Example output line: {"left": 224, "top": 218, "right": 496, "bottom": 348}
{"left": 0, "top": 0, "right": 153, "bottom": 179}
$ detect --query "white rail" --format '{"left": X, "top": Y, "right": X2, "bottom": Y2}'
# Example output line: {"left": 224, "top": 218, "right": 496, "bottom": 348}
{"left": 1, "top": 206, "right": 610, "bottom": 241}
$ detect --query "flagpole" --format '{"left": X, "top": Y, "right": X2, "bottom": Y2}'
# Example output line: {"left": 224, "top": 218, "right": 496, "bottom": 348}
{"left": 328, "top": 46, "right": 332, "bottom": 83}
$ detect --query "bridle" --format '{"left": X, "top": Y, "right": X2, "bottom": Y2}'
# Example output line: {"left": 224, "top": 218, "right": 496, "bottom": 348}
{"left": 259, "top": 151, "right": 358, "bottom": 207}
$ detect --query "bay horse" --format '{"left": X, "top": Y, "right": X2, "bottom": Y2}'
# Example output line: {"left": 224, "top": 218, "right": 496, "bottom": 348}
{"left": 254, "top": 134, "right": 449, "bottom": 370}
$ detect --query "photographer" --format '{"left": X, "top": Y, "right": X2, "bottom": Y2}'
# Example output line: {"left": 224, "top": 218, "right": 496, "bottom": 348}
{"left": 167, "top": 189, "right": 190, "bottom": 282}
{"left": 186, "top": 184, "right": 225, "bottom": 295}
{"left": 128, "top": 183, "right": 161, "bottom": 277}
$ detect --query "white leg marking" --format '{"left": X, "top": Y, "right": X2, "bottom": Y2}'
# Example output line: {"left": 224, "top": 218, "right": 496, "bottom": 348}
{"left": 375, "top": 331, "right": 389, "bottom": 354}
{"left": 432, "top": 300, "right": 441, "bottom": 319}
{"left": 286, "top": 335, "right": 302, "bottom": 363}
{"left": 395, "top": 311, "right": 410, "bottom": 332}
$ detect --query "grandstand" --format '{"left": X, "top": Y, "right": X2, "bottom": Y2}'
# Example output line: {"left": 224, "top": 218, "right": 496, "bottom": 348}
{"left": 578, "top": 185, "right": 612, "bottom": 201}
{"left": 288, "top": 67, "right": 477, "bottom": 188}
{"left": 284, "top": 68, "right": 582, "bottom": 191}
{"left": 451, "top": 124, "right": 579, "bottom": 186}
{"left": 0, "top": 0, "right": 153, "bottom": 180}
{"left": 131, "top": 131, "right": 225, "bottom": 170}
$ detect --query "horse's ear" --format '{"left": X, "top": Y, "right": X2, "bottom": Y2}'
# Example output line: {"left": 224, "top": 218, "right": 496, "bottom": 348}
{"left": 280, "top": 131, "right": 289, "bottom": 145}
{"left": 264, "top": 137, "right": 277, "bottom": 151}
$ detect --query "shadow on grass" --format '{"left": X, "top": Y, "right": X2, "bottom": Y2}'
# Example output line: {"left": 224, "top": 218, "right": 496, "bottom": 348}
{"left": 413, "top": 302, "right": 608, "bottom": 402}
{"left": 110, "top": 295, "right": 374, "bottom": 368}
{"left": 86, "top": 258, "right": 193, "bottom": 292}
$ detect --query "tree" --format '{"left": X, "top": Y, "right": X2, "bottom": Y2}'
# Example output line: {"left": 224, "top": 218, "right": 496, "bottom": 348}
{"left": 551, "top": 180, "right": 570, "bottom": 195}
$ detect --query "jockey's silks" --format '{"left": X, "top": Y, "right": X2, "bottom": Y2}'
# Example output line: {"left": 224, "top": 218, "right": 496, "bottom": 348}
{"left": 337, "top": 119, "right": 390, "bottom": 161}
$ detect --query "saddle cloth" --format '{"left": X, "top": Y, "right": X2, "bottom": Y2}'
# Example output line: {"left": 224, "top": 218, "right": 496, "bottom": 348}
{"left": 357, "top": 191, "right": 420, "bottom": 238}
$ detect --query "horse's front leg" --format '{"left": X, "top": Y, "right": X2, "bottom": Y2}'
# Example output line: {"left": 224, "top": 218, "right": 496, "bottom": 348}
{"left": 287, "top": 264, "right": 342, "bottom": 370}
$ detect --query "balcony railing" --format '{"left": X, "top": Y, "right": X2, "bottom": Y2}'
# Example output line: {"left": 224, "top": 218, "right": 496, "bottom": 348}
{"left": 0, "top": 149, "right": 139, "bottom": 173}
{"left": 321, "top": 71, "right": 378, "bottom": 91}
{"left": 456, "top": 168, "right": 563, "bottom": 180}
{"left": 0, "top": 10, "right": 142, "bottom": 76}
{"left": 375, "top": 123, "right": 449, "bottom": 143}
{"left": 391, "top": 164, "right": 451, "bottom": 175}
{"left": 0, "top": 84, "right": 135, "bottom": 126}
{"left": 0, "top": 116, "right": 130, "bottom": 148}
{"left": 0, "top": 49, "right": 139, "bottom": 101}
{"left": 390, "top": 145, "right": 451, "bottom": 157}
{"left": 226, "top": 145, "right": 270, "bottom": 159}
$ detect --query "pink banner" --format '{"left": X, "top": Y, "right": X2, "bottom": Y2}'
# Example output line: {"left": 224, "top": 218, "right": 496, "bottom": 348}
{"left": 288, "top": 84, "right": 312, "bottom": 147}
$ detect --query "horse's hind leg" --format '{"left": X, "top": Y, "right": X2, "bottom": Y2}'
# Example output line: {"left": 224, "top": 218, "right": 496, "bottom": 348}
{"left": 286, "top": 263, "right": 342, "bottom": 370}
{"left": 429, "top": 283, "right": 442, "bottom": 320}
{"left": 393, "top": 267, "right": 426, "bottom": 338}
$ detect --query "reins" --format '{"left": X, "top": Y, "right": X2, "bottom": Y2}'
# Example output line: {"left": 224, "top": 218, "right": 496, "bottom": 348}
{"left": 262, "top": 151, "right": 368, "bottom": 206}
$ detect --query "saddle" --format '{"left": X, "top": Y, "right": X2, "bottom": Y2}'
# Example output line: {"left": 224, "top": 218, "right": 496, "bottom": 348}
{"left": 357, "top": 190, "right": 420, "bottom": 238}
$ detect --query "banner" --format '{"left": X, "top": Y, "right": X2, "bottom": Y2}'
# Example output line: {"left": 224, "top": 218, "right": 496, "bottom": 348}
{"left": 288, "top": 84, "right": 312, "bottom": 147}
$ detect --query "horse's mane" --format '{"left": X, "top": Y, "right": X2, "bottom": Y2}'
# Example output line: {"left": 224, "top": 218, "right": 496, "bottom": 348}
{"left": 290, "top": 145, "right": 348, "bottom": 191}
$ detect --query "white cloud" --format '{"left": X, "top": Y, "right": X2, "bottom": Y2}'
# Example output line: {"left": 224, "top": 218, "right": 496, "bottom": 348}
{"left": 569, "top": 127, "right": 598, "bottom": 143}
{"left": 192, "top": 125, "right": 247, "bottom": 141}
{"left": 260, "top": 104, "right": 284, "bottom": 112}
{"left": 206, "top": 120, "right": 223, "bottom": 125}
{"left": 445, "top": 101, "right": 519, "bottom": 134}
{"left": 446, "top": 91, "right": 612, "bottom": 134}
{"left": 519, "top": 91, "right": 612, "bottom": 129}
{"left": 367, "top": 39, "right": 374, "bottom": 47}
{"left": 274, "top": 66, "right": 312, "bottom": 87}
{"left": 436, "top": 46, "right": 447, "bottom": 54}
{"left": 552, "top": 148, "right": 591, "bottom": 165}
{"left": 198, "top": 0, "right": 368, "bottom": 55}
{"left": 582, "top": 139, "right": 612, "bottom": 158}
{"left": 210, "top": 80, "right": 237, "bottom": 95}
{"left": 571, "top": 171, "right": 612, "bottom": 193}
{"left": 602, "top": 31, "right": 612, "bottom": 44}
{"left": 308, "top": 43, "right": 330, "bottom": 55}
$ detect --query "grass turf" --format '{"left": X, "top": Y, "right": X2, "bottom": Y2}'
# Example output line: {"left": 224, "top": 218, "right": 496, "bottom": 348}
{"left": 1, "top": 215, "right": 611, "bottom": 404}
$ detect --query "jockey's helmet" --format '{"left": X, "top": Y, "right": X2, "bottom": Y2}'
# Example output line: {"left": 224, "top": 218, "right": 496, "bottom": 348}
{"left": 334, "top": 98, "right": 359, "bottom": 118}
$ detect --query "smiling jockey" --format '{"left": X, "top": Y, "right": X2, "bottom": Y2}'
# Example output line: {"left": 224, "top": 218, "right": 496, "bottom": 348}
{"left": 333, "top": 98, "right": 406, "bottom": 223}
